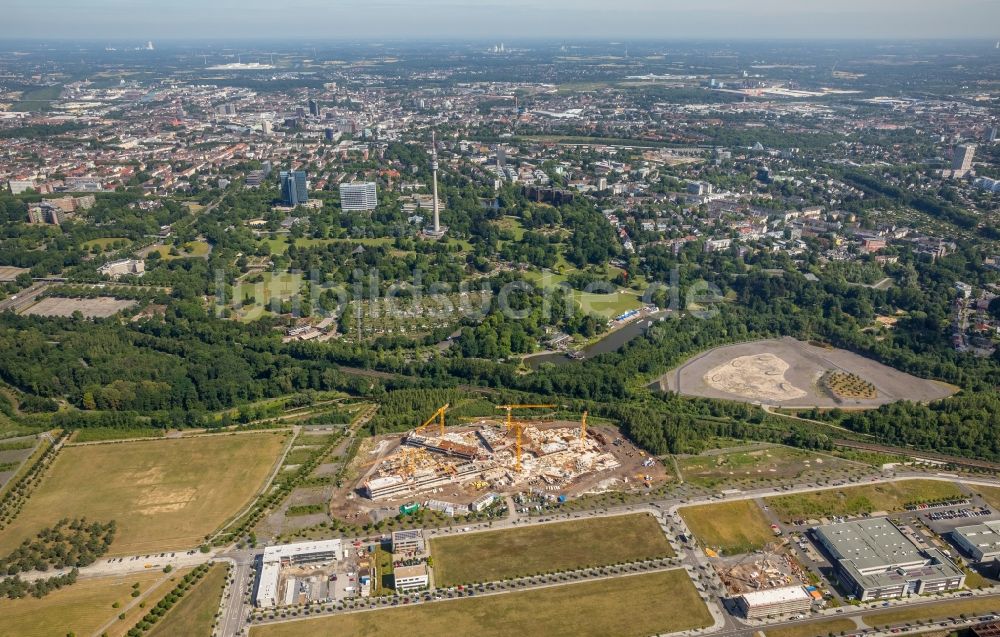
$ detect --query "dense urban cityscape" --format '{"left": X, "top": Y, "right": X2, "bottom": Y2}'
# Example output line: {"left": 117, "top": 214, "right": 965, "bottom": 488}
{"left": 1, "top": 8, "right": 1000, "bottom": 637}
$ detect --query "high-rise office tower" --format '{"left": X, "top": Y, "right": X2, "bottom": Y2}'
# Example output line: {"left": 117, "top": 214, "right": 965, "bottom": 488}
{"left": 308, "top": 99, "right": 320, "bottom": 117}
{"left": 339, "top": 182, "right": 378, "bottom": 211}
{"left": 280, "top": 171, "right": 308, "bottom": 207}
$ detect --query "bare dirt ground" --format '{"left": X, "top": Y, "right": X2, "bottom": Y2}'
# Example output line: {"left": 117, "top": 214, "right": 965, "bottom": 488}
{"left": 656, "top": 337, "right": 956, "bottom": 408}
{"left": 703, "top": 353, "right": 808, "bottom": 402}
{"left": 22, "top": 296, "right": 136, "bottom": 318}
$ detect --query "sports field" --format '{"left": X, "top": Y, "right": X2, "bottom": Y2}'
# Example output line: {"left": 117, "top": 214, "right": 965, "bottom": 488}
{"left": 251, "top": 569, "right": 712, "bottom": 637}
{"left": 0, "top": 432, "right": 288, "bottom": 554}
{"left": 763, "top": 618, "right": 857, "bottom": 637}
{"left": 147, "top": 563, "right": 228, "bottom": 637}
{"left": 0, "top": 571, "right": 165, "bottom": 637}
{"left": 765, "top": 480, "right": 963, "bottom": 522}
{"left": 430, "top": 514, "right": 672, "bottom": 586}
{"left": 679, "top": 500, "right": 776, "bottom": 555}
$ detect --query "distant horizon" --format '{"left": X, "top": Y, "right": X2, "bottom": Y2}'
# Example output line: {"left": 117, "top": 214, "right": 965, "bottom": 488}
{"left": 0, "top": 36, "right": 998, "bottom": 46}
{"left": 2, "top": 0, "right": 998, "bottom": 41}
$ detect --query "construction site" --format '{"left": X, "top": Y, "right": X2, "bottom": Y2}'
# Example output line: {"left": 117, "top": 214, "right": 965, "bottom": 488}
{"left": 714, "top": 541, "right": 815, "bottom": 597}
{"left": 331, "top": 405, "right": 668, "bottom": 520}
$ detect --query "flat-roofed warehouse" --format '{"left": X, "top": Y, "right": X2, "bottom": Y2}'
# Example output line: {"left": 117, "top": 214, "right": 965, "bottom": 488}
{"left": 812, "top": 519, "right": 964, "bottom": 601}
{"left": 952, "top": 520, "right": 1000, "bottom": 562}
{"left": 736, "top": 585, "right": 813, "bottom": 619}
{"left": 254, "top": 539, "right": 343, "bottom": 608}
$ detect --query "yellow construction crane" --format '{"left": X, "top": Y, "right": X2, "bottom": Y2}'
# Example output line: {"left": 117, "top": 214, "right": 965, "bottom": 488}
{"left": 580, "top": 410, "right": 588, "bottom": 445}
{"left": 495, "top": 404, "right": 556, "bottom": 472}
{"left": 414, "top": 404, "right": 449, "bottom": 436}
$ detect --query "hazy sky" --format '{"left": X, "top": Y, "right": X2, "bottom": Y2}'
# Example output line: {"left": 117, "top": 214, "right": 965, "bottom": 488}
{"left": 2, "top": 0, "right": 998, "bottom": 40}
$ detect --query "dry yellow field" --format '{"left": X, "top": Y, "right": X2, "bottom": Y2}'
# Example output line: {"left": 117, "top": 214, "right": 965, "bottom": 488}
{"left": 0, "top": 432, "right": 289, "bottom": 554}
{"left": 251, "top": 569, "right": 712, "bottom": 637}
{"left": 0, "top": 571, "right": 165, "bottom": 637}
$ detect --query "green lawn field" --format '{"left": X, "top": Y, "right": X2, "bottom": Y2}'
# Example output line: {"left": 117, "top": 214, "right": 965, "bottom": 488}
{"left": 250, "top": 569, "right": 711, "bottom": 637}
{"left": 430, "top": 513, "right": 673, "bottom": 587}
{"left": 0, "top": 432, "right": 288, "bottom": 554}
{"left": 82, "top": 237, "right": 132, "bottom": 251}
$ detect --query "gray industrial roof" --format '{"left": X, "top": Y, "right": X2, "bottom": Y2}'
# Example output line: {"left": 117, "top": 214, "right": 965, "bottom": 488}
{"left": 814, "top": 518, "right": 964, "bottom": 591}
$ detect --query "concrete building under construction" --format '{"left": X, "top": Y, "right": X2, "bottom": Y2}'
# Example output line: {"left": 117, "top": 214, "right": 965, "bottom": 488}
{"left": 357, "top": 407, "right": 626, "bottom": 505}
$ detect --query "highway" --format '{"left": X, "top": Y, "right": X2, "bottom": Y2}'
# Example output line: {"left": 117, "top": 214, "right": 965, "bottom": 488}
{"left": 0, "top": 281, "right": 48, "bottom": 313}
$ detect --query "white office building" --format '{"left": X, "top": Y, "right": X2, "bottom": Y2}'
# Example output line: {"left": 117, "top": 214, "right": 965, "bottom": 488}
{"left": 254, "top": 539, "right": 343, "bottom": 608}
{"left": 339, "top": 182, "right": 378, "bottom": 211}
{"left": 394, "top": 564, "right": 429, "bottom": 591}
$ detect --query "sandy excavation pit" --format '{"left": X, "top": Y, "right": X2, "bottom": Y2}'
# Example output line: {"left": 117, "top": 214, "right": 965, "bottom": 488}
{"left": 703, "top": 353, "right": 807, "bottom": 402}
{"left": 656, "top": 337, "right": 957, "bottom": 408}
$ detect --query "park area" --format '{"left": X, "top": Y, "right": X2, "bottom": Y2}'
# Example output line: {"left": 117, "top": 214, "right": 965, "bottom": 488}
{"left": 679, "top": 500, "right": 776, "bottom": 555}
{"left": 0, "top": 570, "right": 178, "bottom": 637}
{"left": 251, "top": 569, "right": 711, "bottom": 637}
{"left": 143, "top": 240, "right": 212, "bottom": 260}
{"left": 430, "top": 514, "right": 673, "bottom": 586}
{"left": 656, "top": 337, "right": 956, "bottom": 408}
{"left": 0, "top": 432, "right": 289, "bottom": 555}
{"left": 765, "top": 479, "right": 964, "bottom": 523}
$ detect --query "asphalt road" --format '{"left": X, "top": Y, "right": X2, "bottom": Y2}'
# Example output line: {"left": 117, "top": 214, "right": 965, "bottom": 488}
{"left": 16, "top": 466, "right": 1000, "bottom": 637}
{"left": 220, "top": 470, "right": 1000, "bottom": 637}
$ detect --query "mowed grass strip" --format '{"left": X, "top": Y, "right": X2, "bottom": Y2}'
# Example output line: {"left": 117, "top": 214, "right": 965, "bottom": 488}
{"left": 146, "top": 563, "right": 228, "bottom": 637}
{"left": 680, "top": 500, "right": 775, "bottom": 555}
{"left": 864, "top": 597, "right": 1000, "bottom": 627}
{"left": 0, "top": 432, "right": 288, "bottom": 555}
{"left": 763, "top": 618, "right": 857, "bottom": 637}
{"left": 251, "top": 569, "right": 710, "bottom": 637}
{"left": 0, "top": 571, "right": 163, "bottom": 637}
{"left": 765, "top": 480, "right": 963, "bottom": 523}
{"left": 430, "top": 513, "right": 672, "bottom": 586}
